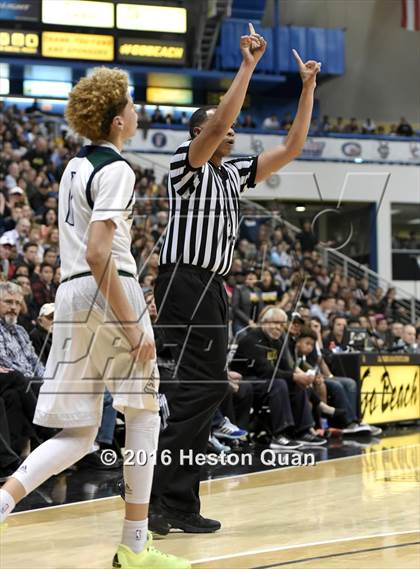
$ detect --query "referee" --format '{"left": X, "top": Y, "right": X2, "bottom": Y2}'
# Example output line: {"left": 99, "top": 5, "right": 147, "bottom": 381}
{"left": 149, "top": 25, "right": 321, "bottom": 534}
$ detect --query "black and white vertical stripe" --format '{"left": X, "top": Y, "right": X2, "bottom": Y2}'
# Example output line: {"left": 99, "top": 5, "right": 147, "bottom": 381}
{"left": 160, "top": 140, "right": 258, "bottom": 276}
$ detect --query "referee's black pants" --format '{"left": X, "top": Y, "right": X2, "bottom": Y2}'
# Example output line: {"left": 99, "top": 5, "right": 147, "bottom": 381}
{"left": 151, "top": 265, "right": 230, "bottom": 514}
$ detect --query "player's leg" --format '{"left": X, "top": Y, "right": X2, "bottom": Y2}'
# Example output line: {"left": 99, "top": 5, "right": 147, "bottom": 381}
{"left": 95, "top": 277, "right": 190, "bottom": 567}
{"left": 0, "top": 425, "right": 97, "bottom": 523}
{"left": 111, "top": 407, "right": 190, "bottom": 568}
{"left": 1, "top": 284, "right": 104, "bottom": 523}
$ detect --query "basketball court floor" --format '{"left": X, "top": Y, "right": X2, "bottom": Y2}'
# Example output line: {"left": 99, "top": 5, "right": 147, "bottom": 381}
{"left": 1, "top": 431, "right": 419, "bottom": 568}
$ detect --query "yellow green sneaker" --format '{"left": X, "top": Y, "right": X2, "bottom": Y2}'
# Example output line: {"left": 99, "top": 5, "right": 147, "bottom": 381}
{"left": 112, "top": 531, "right": 191, "bottom": 568}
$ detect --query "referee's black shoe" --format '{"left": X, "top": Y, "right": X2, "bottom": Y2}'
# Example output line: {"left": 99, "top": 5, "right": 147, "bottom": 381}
{"left": 148, "top": 502, "right": 171, "bottom": 536}
{"left": 161, "top": 504, "right": 221, "bottom": 534}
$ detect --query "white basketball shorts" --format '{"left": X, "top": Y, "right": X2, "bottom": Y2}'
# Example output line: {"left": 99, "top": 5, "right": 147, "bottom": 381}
{"left": 34, "top": 275, "right": 160, "bottom": 428}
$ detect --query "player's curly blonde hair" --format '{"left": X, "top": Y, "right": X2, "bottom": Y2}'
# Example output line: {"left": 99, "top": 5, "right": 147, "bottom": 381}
{"left": 65, "top": 67, "right": 129, "bottom": 141}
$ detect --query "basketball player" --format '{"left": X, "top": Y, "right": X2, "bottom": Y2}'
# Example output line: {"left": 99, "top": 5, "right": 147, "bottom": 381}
{"left": 0, "top": 68, "right": 190, "bottom": 569}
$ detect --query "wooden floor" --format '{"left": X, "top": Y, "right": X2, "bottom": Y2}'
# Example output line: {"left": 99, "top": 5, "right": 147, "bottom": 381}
{"left": 1, "top": 433, "right": 419, "bottom": 569}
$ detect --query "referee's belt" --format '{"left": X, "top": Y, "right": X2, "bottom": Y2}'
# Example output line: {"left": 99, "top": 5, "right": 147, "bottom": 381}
{"left": 159, "top": 263, "right": 224, "bottom": 283}
{"left": 61, "top": 270, "right": 136, "bottom": 284}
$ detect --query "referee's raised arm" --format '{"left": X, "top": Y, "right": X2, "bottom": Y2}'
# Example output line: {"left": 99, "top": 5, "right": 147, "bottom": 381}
{"left": 188, "top": 23, "right": 267, "bottom": 169}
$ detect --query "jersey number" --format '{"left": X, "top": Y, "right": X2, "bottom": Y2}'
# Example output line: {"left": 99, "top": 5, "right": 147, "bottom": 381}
{"left": 65, "top": 171, "right": 76, "bottom": 226}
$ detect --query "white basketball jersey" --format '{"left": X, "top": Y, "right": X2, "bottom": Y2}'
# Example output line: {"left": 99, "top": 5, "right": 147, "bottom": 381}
{"left": 58, "top": 142, "right": 137, "bottom": 280}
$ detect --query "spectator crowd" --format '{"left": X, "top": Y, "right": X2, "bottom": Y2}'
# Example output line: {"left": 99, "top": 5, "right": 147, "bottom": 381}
{"left": 133, "top": 103, "right": 419, "bottom": 138}
{"left": 1, "top": 100, "right": 419, "bottom": 480}
{"left": 260, "top": 114, "right": 417, "bottom": 137}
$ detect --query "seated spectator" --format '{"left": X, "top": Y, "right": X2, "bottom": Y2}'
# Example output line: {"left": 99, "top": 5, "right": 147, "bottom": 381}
{"left": 259, "top": 269, "right": 283, "bottom": 306}
{"left": 372, "top": 286, "right": 385, "bottom": 310}
{"left": 362, "top": 118, "right": 376, "bottom": 134}
{"left": 379, "top": 287, "right": 402, "bottom": 321}
{"left": 2, "top": 217, "right": 31, "bottom": 256}
{"left": 0, "top": 234, "right": 13, "bottom": 277}
{"left": 308, "top": 119, "right": 320, "bottom": 135}
{"left": 401, "top": 324, "right": 419, "bottom": 353}
{"left": 374, "top": 315, "right": 389, "bottom": 344}
{"left": 323, "top": 315, "right": 350, "bottom": 351}
{"left": 231, "top": 307, "right": 326, "bottom": 447}
{"left": 29, "top": 302, "right": 54, "bottom": 365}
{"left": 40, "top": 208, "right": 58, "bottom": 239}
{"left": 43, "top": 226, "right": 60, "bottom": 251}
{"left": 13, "top": 264, "right": 30, "bottom": 279}
{"left": 332, "top": 117, "right": 345, "bottom": 133}
{"left": 310, "top": 294, "right": 336, "bottom": 328}
{"left": 396, "top": 117, "right": 414, "bottom": 137}
{"left": 15, "top": 273, "right": 39, "bottom": 332}
{"left": 270, "top": 241, "right": 293, "bottom": 269}
{"left": 31, "top": 262, "right": 55, "bottom": 309}
{"left": 232, "top": 269, "right": 263, "bottom": 334}
{"left": 5, "top": 163, "right": 20, "bottom": 190}
{"left": 137, "top": 104, "right": 151, "bottom": 139}
{"left": 8, "top": 185, "right": 26, "bottom": 205}
{"left": 262, "top": 114, "right": 280, "bottom": 130}
{"left": 343, "top": 117, "right": 360, "bottom": 133}
{"left": 151, "top": 106, "right": 165, "bottom": 124}
{"left": 23, "top": 136, "right": 51, "bottom": 171}
{"left": 0, "top": 281, "right": 44, "bottom": 377}
{"left": 320, "top": 115, "right": 332, "bottom": 133}
{"left": 309, "top": 318, "right": 381, "bottom": 435}
{"left": 296, "top": 220, "right": 318, "bottom": 253}
{"left": 301, "top": 278, "right": 317, "bottom": 303}
{"left": 43, "top": 246, "right": 59, "bottom": 269}
{"left": 316, "top": 266, "right": 330, "bottom": 289}
{"left": 276, "top": 266, "right": 292, "bottom": 293}
{"left": 15, "top": 241, "right": 40, "bottom": 278}
{"left": 241, "top": 114, "right": 256, "bottom": 128}
{"left": 0, "top": 282, "right": 44, "bottom": 455}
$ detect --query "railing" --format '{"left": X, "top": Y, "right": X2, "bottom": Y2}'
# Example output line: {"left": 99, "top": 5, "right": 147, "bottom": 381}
{"left": 241, "top": 199, "right": 420, "bottom": 325}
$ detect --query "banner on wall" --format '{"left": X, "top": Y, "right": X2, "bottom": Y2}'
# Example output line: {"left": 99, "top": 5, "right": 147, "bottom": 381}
{"left": 360, "top": 355, "right": 420, "bottom": 424}
{"left": 125, "top": 129, "right": 420, "bottom": 165}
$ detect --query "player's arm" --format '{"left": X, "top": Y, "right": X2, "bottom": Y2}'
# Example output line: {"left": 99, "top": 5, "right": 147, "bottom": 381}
{"left": 255, "top": 50, "right": 321, "bottom": 184}
{"left": 189, "top": 23, "right": 267, "bottom": 169}
{"left": 86, "top": 220, "right": 155, "bottom": 361}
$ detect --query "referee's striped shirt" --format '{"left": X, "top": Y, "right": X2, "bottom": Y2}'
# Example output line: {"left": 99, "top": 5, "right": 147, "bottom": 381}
{"left": 160, "top": 140, "right": 258, "bottom": 276}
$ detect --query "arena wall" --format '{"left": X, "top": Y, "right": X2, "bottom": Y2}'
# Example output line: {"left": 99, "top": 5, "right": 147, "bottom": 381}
{"left": 277, "top": 0, "right": 420, "bottom": 123}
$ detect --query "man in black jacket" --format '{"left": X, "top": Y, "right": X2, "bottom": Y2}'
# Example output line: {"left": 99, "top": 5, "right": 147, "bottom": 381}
{"left": 232, "top": 269, "right": 263, "bottom": 334}
{"left": 29, "top": 303, "right": 54, "bottom": 365}
{"left": 231, "top": 307, "right": 326, "bottom": 447}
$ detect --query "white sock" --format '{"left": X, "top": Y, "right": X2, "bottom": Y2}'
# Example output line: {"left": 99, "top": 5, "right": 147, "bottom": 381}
{"left": 0, "top": 489, "right": 16, "bottom": 523}
{"left": 121, "top": 518, "right": 148, "bottom": 553}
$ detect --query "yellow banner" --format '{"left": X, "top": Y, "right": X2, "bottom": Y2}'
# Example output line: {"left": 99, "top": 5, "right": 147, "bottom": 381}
{"left": 42, "top": 32, "right": 114, "bottom": 61}
{"left": 360, "top": 364, "right": 420, "bottom": 424}
{"left": 118, "top": 40, "right": 184, "bottom": 62}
